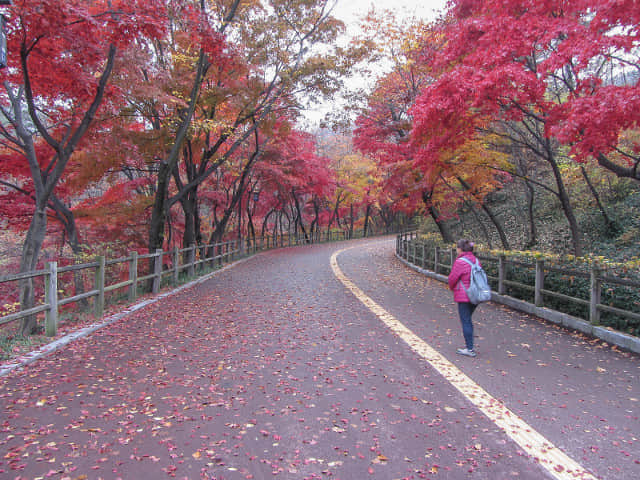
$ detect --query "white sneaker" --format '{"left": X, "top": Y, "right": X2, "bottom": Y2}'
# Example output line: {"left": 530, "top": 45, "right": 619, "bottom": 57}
{"left": 457, "top": 347, "right": 477, "bottom": 357}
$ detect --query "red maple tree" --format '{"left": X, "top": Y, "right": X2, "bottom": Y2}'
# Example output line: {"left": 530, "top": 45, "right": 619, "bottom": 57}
{"left": 0, "top": 0, "right": 166, "bottom": 334}
{"left": 410, "top": 0, "right": 640, "bottom": 254}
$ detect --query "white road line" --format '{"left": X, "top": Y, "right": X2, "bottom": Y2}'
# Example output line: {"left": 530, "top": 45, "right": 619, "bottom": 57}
{"left": 331, "top": 247, "right": 597, "bottom": 480}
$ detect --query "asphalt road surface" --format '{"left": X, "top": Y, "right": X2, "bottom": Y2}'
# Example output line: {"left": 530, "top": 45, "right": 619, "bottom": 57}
{"left": 1, "top": 237, "right": 638, "bottom": 480}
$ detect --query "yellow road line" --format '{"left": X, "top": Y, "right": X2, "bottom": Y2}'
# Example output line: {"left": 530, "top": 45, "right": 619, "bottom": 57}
{"left": 331, "top": 248, "right": 597, "bottom": 480}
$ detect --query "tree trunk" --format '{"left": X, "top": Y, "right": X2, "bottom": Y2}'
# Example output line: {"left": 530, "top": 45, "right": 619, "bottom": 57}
{"left": 19, "top": 207, "right": 47, "bottom": 336}
{"left": 467, "top": 204, "right": 493, "bottom": 248}
{"left": 379, "top": 204, "right": 396, "bottom": 233}
{"left": 51, "top": 195, "right": 88, "bottom": 308}
{"left": 180, "top": 191, "right": 198, "bottom": 263}
{"left": 479, "top": 202, "right": 509, "bottom": 249}
{"left": 422, "top": 189, "right": 453, "bottom": 242}
{"left": 597, "top": 151, "right": 640, "bottom": 182}
{"left": 149, "top": 161, "right": 172, "bottom": 253}
{"left": 327, "top": 193, "right": 343, "bottom": 233}
{"left": 363, "top": 203, "right": 372, "bottom": 237}
{"left": 546, "top": 145, "right": 582, "bottom": 256}
{"left": 12, "top": 44, "right": 117, "bottom": 335}
{"left": 148, "top": 50, "right": 210, "bottom": 255}
{"left": 427, "top": 205, "right": 453, "bottom": 242}
{"left": 581, "top": 166, "right": 619, "bottom": 236}
{"left": 310, "top": 200, "right": 320, "bottom": 239}
{"left": 457, "top": 177, "right": 510, "bottom": 249}
{"left": 524, "top": 179, "right": 538, "bottom": 248}
{"left": 261, "top": 209, "right": 275, "bottom": 239}
{"left": 246, "top": 203, "right": 256, "bottom": 247}
{"left": 291, "top": 190, "right": 309, "bottom": 242}
{"left": 349, "top": 203, "right": 354, "bottom": 239}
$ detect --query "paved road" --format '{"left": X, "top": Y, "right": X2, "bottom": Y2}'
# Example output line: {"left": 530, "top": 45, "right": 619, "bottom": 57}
{"left": 1, "top": 238, "right": 638, "bottom": 480}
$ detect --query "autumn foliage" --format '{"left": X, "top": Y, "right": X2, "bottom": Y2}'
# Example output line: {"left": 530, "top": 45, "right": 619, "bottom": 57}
{"left": 350, "top": 1, "right": 640, "bottom": 255}
{"left": 0, "top": 1, "right": 384, "bottom": 335}
{"left": 3, "top": 0, "right": 640, "bottom": 334}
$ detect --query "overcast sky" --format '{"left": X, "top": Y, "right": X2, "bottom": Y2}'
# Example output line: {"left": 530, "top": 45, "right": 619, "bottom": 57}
{"left": 301, "top": 0, "right": 449, "bottom": 126}
{"left": 332, "top": 0, "right": 448, "bottom": 31}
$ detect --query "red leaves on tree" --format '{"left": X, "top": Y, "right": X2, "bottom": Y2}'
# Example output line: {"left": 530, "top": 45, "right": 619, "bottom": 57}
{"left": 412, "top": 0, "right": 640, "bottom": 177}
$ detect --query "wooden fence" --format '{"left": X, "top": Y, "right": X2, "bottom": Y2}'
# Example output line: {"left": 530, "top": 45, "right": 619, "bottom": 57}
{"left": 0, "top": 229, "right": 362, "bottom": 337}
{"left": 396, "top": 232, "right": 640, "bottom": 337}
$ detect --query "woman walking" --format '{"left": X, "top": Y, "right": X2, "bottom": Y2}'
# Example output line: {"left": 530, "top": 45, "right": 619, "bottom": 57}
{"left": 448, "top": 239, "right": 480, "bottom": 357}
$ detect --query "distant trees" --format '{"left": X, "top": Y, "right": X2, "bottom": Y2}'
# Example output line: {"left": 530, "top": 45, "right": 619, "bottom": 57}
{"left": 0, "top": 1, "right": 381, "bottom": 336}
{"left": 4, "top": 0, "right": 640, "bottom": 336}
{"left": 353, "top": 12, "right": 509, "bottom": 246}
{"left": 410, "top": 0, "right": 640, "bottom": 255}
{"left": 353, "top": 1, "right": 640, "bottom": 255}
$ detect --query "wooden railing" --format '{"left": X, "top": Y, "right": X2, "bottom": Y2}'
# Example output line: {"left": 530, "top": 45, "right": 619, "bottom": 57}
{"left": 0, "top": 239, "right": 242, "bottom": 337}
{"left": 396, "top": 232, "right": 640, "bottom": 337}
{"left": 0, "top": 229, "right": 372, "bottom": 337}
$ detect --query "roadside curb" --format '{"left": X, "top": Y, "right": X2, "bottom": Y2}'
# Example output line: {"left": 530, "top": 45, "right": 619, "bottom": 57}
{"left": 396, "top": 253, "right": 640, "bottom": 355}
{"left": 0, "top": 257, "right": 251, "bottom": 378}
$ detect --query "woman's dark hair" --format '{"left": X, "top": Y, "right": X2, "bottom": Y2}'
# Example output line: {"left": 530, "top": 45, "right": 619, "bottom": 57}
{"left": 457, "top": 239, "right": 474, "bottom": 252}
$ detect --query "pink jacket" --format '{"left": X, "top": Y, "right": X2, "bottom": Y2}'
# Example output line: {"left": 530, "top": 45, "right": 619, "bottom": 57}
{"left": 448, "top": 252, "right": 480, "bottom": 303}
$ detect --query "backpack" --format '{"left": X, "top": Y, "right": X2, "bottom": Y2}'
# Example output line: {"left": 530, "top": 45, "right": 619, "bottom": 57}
{"left": 459, "top": 257, "right": 492, "bottom": 304}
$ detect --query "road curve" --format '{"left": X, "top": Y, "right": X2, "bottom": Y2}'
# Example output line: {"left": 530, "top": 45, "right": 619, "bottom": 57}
{"left": 0, "top": 237, "right": 638, "bottom": 480}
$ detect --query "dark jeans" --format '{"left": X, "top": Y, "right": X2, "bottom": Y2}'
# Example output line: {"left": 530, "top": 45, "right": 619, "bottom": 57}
{"left": 457, "top": 302, "right": 477, "bottom": 350}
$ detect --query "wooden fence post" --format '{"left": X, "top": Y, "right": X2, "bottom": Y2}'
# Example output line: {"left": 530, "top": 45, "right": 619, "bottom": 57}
{"left": 498, "top": 255, "right": 506, "bottom": 295}
{"left": 535, "top": 259, "right": 544, "bottom": 307}
{"left": 422, "top": 243, "right": 426, "bottom": 269}
{"left": 214, "top": 243, "right": 220, "bottom": 267}
{"left": 44, "top": 261, "right": 58, "bottom": 337}
{"left": 95, "top": 256, "right": 105, "bottom": 319}
{"left": 173, "top": 247, "right": 179, "bottom": 284}
{"left": 129, "top": 252, "right": 138, "bottom": 302}
{"left": 152, "top": 249, "right": 162, "bottom": 294}
{"left": 590, "top": 266, "right": 602, "bottom": 325}
{"left": 188, "top": 244, "right": 196, "bottom": 277}
{"left": 434, "top": 247, "right": 439, "bottom": 274}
